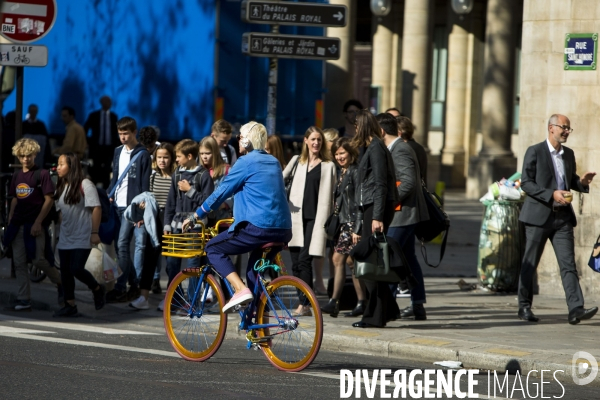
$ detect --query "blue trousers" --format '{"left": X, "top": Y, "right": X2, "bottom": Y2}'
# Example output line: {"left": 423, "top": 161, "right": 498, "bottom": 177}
{"left": 387, "top": 224, "right": 426, "bottom": 305}
{"left": 114, "top": 207, "right": 146, "bottom": 292}
{"left": 205, "top": 222, "right": 292, "bottom": 294}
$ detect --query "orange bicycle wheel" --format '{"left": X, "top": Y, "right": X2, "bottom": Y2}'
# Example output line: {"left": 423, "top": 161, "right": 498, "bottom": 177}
{"left": 163, "top": 271, "right": 227, "bottom": 361}
{"left": 255, "top": 276, "right": 323, "bottom": 372}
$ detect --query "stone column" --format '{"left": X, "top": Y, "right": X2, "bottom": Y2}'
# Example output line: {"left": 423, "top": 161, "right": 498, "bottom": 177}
{"left": 466, "top": 0, "right": 518, "bottom": 198}
{"left": 371, "top": 1, "right": 403, "bottom": 112}
{"left": 400, "top": 0, "right": 433, "bottom": 147}
{"left": 441, "top": 12, "right": 469, "bottom": 188}
{"left": 324, "top": 0, "right": 356, "bottom": 129}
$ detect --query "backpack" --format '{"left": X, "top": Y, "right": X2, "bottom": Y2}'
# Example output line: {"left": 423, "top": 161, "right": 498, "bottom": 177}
{"left": 96, "top": 187, "right": 111, "bottom": 223}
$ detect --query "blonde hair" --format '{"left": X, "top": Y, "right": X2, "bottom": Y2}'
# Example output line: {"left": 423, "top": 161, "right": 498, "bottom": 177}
{"left": 323, "top": 128, "right": 339, "bottom": 142}
{"left": 12, "top": 138, "right": 40, "bottom": 157}
{"left": 240, "top": 121, "right": 267, "bottom": 150}
{"left": 300, "top": 126, "right": 331, "bottom": 164}
{"left": 199, "top": 136, "right": 226, "bottom": 180}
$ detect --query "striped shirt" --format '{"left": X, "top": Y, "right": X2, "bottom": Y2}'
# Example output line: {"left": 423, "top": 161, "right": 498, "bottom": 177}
{"left": 150, "top": 172, "right": 172, "bottom": 209}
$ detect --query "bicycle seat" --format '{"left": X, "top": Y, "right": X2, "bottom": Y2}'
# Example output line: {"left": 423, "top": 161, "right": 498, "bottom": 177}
{"left": 260, "top": 242, "right": 285, "bottom": 249}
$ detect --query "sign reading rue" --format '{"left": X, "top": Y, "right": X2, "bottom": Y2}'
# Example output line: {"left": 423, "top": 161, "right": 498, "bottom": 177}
{"left": 564, "top": 33, "right": 597, "bottom": 70}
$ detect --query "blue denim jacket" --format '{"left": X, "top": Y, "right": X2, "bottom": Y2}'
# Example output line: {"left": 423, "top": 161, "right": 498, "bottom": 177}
{"left": 198, "top": 150, "right": 292, "bottom": 232}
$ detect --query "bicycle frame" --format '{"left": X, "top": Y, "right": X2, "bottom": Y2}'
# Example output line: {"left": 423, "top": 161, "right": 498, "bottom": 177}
{"left": 186, "top": 261, "right": 293, "bottom": 335}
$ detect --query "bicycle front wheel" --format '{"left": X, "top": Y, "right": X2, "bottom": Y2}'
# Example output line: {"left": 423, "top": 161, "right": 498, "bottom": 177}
{"left": 255, "top": 276, "right": 323, "bottom": 372}
{"left": 163, "top": 271, "right": 227, "bottom": 361}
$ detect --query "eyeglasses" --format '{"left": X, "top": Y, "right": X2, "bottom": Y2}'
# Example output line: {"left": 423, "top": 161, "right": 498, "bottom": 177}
{"left": 551, "top": 124, "right": 573, "bottom": 133}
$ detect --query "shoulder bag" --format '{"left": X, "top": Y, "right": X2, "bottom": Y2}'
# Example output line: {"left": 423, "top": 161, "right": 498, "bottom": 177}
{"left": 284, "top": 156, "right": 299, "bottom": 201}
{"left": 415, "top": 181, "right": 450, "bottom": 268}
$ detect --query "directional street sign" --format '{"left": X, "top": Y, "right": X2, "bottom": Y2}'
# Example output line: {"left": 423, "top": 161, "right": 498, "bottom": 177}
{"left": 242, "top": 0, "right": 347, "bottom": 28}
{"left": 0, "top": 0, "right": 57, "bottom": 43}
{"left": 242, "top": 33, "right": 340, "bottom": 60}
{"left": 0, "top": 43, "right": 47, "bottom": 66}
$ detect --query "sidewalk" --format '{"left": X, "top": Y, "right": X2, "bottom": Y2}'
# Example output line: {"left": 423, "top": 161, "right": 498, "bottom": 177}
{"left": 1, "top": 190, "right": 599, "bottom": 383}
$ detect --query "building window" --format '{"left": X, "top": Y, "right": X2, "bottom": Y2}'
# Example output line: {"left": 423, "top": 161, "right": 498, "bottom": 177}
{"left": 430, "top": 25, "right": 448, "bottom": 130}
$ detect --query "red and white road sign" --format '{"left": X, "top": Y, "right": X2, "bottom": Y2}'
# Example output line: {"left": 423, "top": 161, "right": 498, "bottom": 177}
{"left": 0, "top": 0, "right": 57, "bottom": 43}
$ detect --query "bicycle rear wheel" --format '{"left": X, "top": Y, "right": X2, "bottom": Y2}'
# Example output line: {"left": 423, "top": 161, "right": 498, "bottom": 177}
{"left": 255, "top": 276, "right": 323, "bottom": 372}
{"left": 163, "top": 271, "right": 227, "bottom": 361}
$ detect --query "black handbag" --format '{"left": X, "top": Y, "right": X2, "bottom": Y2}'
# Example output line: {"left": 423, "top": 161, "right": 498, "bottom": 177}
{"left": 415, "top": 181, "right": 450, "bottom": 268}
{"left": 284, "top": 157, "right": 299, "bottom": 201}
{"left": 324, "top": 207, "right": 340, "bottom": 240}
{"left": 353, "top": 233, "right": 400, "bottom": 282}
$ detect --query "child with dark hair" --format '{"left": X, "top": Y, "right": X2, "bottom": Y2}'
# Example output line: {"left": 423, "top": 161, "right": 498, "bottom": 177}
{"left": 158, "top": 139, "right": 214, "bottom": 311}
{"left": 53, "top": 153, "right": 106, "bottom": 317}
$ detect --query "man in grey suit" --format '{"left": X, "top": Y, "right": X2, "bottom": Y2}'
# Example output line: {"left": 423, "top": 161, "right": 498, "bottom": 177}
{"left": 377, "top": 113, "right": 430, "bottom": 320}
{"left": 518, "top": 114, "right": 597, "bottom": 324}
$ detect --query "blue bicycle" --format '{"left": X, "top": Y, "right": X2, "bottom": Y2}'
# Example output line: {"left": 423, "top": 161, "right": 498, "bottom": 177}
{"left": 162, "top": 221, "right": 323, "bottom": 372}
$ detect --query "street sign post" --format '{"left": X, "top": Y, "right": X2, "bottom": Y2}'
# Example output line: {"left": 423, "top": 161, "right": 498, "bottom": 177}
{"left": 242, "top": 33, "right": 340, "bottom": 60}
{"left": 242, "top": 0, "right": 347, "bottom": 27}
{"left": 0, "top": 0, "right": 57, "bottom": 140}
{"left": 0, "top": 0, "right": 57, "bottom": 43}
{"left": 0, "top": 44, "right": 47, "bottom": 66}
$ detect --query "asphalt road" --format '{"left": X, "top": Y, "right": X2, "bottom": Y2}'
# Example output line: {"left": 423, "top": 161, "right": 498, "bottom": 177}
{"left": 0, "top": 310, "right": 596, "bottom": 400}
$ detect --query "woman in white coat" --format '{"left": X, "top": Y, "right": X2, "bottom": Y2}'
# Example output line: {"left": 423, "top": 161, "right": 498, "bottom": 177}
{"left": 283, "top": 126, "right": 336, "bottom": 315}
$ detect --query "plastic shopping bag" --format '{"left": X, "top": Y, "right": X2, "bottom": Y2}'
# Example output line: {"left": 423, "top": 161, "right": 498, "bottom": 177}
{"left": 101, "top": 244, "right": 122, "bottom": 282}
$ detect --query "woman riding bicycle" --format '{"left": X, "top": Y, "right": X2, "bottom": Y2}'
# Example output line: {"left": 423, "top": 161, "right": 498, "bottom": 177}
{"left": 185, "top": 121, "right": 292, "bottom": 312}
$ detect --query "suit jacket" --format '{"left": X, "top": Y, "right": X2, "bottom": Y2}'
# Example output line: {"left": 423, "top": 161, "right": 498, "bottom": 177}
{"left": 519, "top": 141, "right": 588, "bottom": 227}
{"left": 388, "top": 139, "right": 429, "bottom": 227}
{"left": 84, "top": 109, "right": 118, "bottom": 148}
{"left": 407, "top": 139, "right": 428, "bottom": 185}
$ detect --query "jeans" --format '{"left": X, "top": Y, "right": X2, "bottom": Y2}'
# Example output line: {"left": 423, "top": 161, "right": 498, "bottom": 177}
{"left": 59, "top": 248, "right": 98, "bottom": 302}
{"left": 114, "top": 207, "right": 146, "bottom": 292}
{"left": 387, "top": 224, "right": 426, "bottom": 305}
{"left": 12, "top": 226, "right": 61, "bottom": 301}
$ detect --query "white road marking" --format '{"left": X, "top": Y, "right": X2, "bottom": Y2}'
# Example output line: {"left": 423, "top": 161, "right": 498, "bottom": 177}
{"left": 0, "top": 313, "right": 160, "bottom": 335}
{"left": 0, "top": 326, "right": 55, "bottom": 334}
{"left": 0, "top": 332, "right": 179, "bottom": 358}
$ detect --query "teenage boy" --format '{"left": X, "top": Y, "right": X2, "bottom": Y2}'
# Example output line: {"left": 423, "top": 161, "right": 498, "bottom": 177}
{"left": 4, "top": 138, "right": 62, "bottom": 311}
{"left": 105, "top": 117, "right": 151, "bottom": 303}
{"left": 159, "top": 139, "right": 214, "bottom": 311}
{"left": 211, "top": 119, "right": 237, "bottom": 166}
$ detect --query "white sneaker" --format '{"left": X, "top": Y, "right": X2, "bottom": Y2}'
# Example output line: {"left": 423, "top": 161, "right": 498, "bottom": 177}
{"left": 396, "top": 288, "right": 411, "bottom": 298}
{"left": 129, "top": 296, "right": 149, "bottom": 310}
{"left": 157, "top": 299, "right": 165, "bottom": 311}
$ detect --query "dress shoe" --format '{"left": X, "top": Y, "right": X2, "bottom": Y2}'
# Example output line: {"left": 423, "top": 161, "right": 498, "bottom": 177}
{"left": 344, "top": 301, "right": 365, "bottom": 317}
{"left": 321, "top": 298, "right": 340, "bottom": 318}
{"left": 518, "top": 307, "right": 539, "bottom": 322}
{"left": 568, "top": 306, "right": 598, "bottom": 325}
{"left": 400, "top": 304, "right": 427, "bottom": 320}
{"left": 352, "top": 321, "right": 382, "bottom": 328}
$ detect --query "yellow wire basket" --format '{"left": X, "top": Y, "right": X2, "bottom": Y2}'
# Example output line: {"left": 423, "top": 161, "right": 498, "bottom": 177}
{"left": 161, "top": 219, "right": 235, "bottom": 259}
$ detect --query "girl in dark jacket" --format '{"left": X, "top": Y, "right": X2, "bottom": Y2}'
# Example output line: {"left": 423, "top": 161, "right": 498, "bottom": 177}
{"left": 350, "top": 110, "right": 399, "bottom": 328}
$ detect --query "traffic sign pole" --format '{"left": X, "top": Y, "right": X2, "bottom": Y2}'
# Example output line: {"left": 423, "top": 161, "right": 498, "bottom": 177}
{"left": 266, "top": 26, "right": 278, "bottom": 136}
{"left": 15, "top": 67, "right": 23, "bottom": 140}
